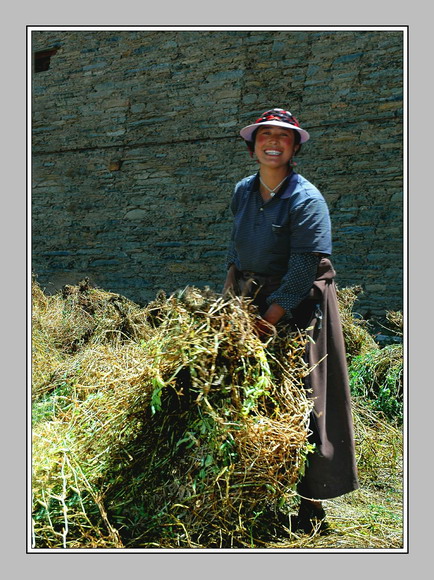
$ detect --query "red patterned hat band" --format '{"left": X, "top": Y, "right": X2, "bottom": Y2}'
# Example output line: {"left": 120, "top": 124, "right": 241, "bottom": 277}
{"left": 240, "top": 108, "right": 310, "bottom": 144}
{"left": 255, "top": 109, "right": 301, "bottom": 128}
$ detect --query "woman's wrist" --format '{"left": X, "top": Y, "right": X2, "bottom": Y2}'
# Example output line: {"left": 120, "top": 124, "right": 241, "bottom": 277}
{"left": 263, "top": 303, "right": 286, "bottom": 325}
{"left": 223, "top": 264, "right": 237, "bottom": 293}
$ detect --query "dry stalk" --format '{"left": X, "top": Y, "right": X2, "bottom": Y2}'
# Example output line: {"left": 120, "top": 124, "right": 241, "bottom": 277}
{"left": 31, "top": 282, "right": 319, "bottom": 548}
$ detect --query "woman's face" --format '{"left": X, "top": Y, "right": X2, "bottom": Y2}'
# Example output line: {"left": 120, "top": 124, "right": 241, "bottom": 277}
{"left": 253, "top": 126, "right": 299, "bottom": 169}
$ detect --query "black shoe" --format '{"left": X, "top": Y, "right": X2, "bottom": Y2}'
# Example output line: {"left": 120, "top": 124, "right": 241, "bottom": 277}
{"left": 278, "top": 502, "right": 330, "bottom": 535}
{"left": 295, "top": 501, "right": 330, "bottom": 534}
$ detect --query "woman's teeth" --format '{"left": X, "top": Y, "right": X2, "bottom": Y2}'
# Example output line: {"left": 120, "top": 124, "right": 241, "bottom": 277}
{"left": 265, "top": 150, "right": 281, "bottom": 156}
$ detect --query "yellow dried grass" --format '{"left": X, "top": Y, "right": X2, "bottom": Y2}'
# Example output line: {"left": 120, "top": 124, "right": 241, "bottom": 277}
{"left": 32, "top": 281, "right": 314, "bottom": 548}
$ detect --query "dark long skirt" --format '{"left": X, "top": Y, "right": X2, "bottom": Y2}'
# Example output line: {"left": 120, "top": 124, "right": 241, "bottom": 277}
{"left": 236, "top": 258, "right": 359, "bottom": 500}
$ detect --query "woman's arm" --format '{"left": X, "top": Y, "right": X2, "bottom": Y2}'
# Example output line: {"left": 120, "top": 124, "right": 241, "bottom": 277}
{"left": 223, "top": 263, "right": 238, "bottom": 295}
{"left": 262, "top": 302, "right": 286, "bottom": 325}
{"left": 265, "top": 252, "right": 321, "bottom": 320}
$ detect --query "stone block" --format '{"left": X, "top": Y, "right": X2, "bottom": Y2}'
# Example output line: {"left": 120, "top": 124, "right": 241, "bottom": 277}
{"left": 31, "top": 29, "right": 404, "bottom": 316}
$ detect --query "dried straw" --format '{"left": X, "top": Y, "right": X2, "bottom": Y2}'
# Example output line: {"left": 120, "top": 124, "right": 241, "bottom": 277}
{"left": 32, "top": 282, "right": 314, "bottom": 548}
{"left": 336, "top": 286, "right": 378, "bottom": 358}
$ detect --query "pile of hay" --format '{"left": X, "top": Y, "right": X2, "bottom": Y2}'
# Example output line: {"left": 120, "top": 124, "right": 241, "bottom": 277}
{"left": 336, "top": 285, "right": 378, "bottom": 358}
{"left": 31, "top": 280, "right": 315, "bottom": 549}
{"left": 336, "top": 285, "right": 403, "bottom": 423}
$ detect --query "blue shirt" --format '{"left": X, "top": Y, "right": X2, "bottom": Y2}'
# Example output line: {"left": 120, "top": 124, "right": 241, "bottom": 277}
{"left": 227, "top": 171, "right": 332, "bottom": 274}
{"left": 226, "top": 171, "right": 332, "bottom": 314}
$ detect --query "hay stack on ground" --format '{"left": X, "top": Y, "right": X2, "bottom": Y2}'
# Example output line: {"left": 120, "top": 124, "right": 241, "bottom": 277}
{"left": 32, "top": 281, "right": 314, "bottom": 549}
{"left": 336, "top": 285, "right": 378, "bottom": 358}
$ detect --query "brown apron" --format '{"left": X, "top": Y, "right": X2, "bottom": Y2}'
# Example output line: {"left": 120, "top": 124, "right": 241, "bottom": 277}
{"left": 235, "top": 258, "right": 359, "bottom": 499}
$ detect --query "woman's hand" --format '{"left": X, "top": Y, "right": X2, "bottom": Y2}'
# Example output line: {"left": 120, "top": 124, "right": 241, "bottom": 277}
{"left": 222, "top": 264, "right": 237, "bottom": 295}
{"left": 254, "top": 303, "right": 286, "bottom": 340}
{"left": 262, "top": 303, "right": 286, "bottom": 326}
{"left": 254, "top": 317, "right": 276, "bottom": 340}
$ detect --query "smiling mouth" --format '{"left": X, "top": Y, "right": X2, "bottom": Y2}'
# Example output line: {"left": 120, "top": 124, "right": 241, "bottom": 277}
{"left": 264, "top": 150, "right": 282, "bottom": 156}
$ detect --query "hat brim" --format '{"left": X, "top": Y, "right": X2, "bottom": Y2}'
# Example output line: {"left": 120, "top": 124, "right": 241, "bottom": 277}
{"left": 239, "top": 119, "right": 310, "bottom": 144}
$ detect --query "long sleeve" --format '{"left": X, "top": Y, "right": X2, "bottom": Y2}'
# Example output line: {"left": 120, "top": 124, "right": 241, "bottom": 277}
{"left": 225, "top": 179, "right": 247, "bottom": 270}
{"left": 226, "top": 238, "right": 238, "bottom": 270}
{"left": 266, "top": 253, "right": 320, "bottom": 314}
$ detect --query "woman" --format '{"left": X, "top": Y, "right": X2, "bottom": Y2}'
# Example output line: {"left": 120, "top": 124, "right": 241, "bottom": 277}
{"left": 223, "top": 108, "right": 359, "bottom": 534}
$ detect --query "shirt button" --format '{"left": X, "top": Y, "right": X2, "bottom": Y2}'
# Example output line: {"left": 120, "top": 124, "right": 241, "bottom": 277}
{"left": 260, "top": 207, "right": 264, "bottom": 211}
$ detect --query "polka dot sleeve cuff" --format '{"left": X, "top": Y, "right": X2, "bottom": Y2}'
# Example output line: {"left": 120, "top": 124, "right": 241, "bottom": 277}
{"left": 267, "top": 253, "right": 321, "bottom": 314}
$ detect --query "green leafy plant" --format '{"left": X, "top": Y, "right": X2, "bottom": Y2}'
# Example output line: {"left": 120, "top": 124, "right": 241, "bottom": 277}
{"left": 349, "top": 345, "right": 403, "bottom": 422}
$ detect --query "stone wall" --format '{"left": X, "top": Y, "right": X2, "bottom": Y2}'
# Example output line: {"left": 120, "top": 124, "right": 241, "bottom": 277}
{"left": 31, "top": 29, "right": 404, "bottom": 316}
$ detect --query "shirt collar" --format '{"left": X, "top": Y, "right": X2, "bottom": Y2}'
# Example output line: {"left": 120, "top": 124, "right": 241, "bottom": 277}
{"left": 251, "top": 171, "right": 297, "bottom": 199}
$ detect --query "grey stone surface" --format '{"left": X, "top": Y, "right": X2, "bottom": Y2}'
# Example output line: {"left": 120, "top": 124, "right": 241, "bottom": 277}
{"left": 32, "top": 29, "right": 404, "bottom": 316}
